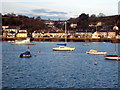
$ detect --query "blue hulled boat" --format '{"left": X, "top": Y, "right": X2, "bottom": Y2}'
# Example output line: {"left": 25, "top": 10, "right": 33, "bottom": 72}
{"left": 19, "top": 50, "right": 32, "bottom": 58}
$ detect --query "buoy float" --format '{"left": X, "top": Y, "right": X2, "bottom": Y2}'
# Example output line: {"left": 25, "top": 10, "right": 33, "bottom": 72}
{"left": 38, "top": 51, "right": 41, "bottom": 53}
{"left": 27, "top": 46, "right": 30, "bottom": 49}
{"left": 94, "top": 62, "right": 98, "bottom": 65}
{"left": 34, "top": 54, "right": 37, "bottom": 56}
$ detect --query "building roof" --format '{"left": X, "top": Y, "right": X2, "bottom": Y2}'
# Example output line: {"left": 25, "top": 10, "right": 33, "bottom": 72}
{"left": 17, "top": 32, "right": 27, "bottom": 33}
{"left": 5, "top": 28, "right": 18, "bottom": 29}
{"left": 76, "top": 30, "right": 93, "bottom": 33}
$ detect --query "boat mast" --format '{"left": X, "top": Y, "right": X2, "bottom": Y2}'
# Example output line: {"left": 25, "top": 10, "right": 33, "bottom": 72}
{"left": 65, "top": 21, "right": 67, "bottom": 43}
{"left": 113, "top": 25, "right": 119, "bottom": 54}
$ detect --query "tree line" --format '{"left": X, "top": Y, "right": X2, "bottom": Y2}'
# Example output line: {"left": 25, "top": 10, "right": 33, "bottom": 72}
{"left": 2, "top": 13, "right": 120, "bottom": 33}
{"left": 2, "top": 13, "right": 47, "bottom": 33}
{"left": 67, "top": 13, "right": 120, "bottom": 31}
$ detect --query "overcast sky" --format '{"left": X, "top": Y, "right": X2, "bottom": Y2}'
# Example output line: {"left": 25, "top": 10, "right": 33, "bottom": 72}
{"left": 1, "top": 0, "right": 120, "bottom": 20}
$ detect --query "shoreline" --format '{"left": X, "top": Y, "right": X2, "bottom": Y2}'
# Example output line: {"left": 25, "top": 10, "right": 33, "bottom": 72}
{"left": 1, "top": 37, "right": 120, "bottom": 43}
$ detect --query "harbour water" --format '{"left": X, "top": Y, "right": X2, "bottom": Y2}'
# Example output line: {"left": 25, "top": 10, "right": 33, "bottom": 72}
{"left": 2, "top": 42, "right": 120, "bottom": 88}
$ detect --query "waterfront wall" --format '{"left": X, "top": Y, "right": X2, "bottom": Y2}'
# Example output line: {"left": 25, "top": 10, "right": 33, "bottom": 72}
{"left": 2, "top": 37, "right": 120, "bottom": 43}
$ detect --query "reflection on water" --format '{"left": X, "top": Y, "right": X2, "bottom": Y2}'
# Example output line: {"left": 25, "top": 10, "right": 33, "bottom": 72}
{"left": 2, "top": 42, "right": 119, "bottom": 88}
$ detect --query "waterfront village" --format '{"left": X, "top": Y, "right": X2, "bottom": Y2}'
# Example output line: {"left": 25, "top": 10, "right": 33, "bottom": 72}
{"left": 1, "top": 25, "right": 120, "bottom": 42}
{"left": 1, "top": 13, "right": 120, "bottom": 42}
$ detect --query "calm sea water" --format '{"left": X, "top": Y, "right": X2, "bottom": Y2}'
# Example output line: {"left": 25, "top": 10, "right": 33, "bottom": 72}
{"left": 2, "top": 42, "right": 120, "bottom": 88}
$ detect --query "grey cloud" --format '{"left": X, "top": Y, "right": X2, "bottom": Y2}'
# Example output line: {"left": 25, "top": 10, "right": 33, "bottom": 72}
{"left": 32, "top": 9, "right": 47, "bottom": 13}
{"left": 17, "top": 13, "right": 68, "bottom": 20}
{"left": 48, "top": 11, "right": 67, "bottom": 14}
{"left": 32, "top": 9, "right": 67, "bottom": 15}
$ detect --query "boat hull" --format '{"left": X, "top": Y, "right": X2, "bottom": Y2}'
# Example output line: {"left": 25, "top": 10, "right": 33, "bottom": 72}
{"left": 86, "top": 49, "right": 107, "bottom": 55}
{"left": 53, "top": 48, "right": 75, "bottom": 51}
{"left": 105, "top": 55, "right": 120, "bottom": 61}
{"left": 19, "top": 51, "right": 32, "bottom": 58}
{"left": 20, "top": 54, "right": 32, "bottom": 58}
{"left": 12, "top": 42, "right": 36, "bottom": 45}
{"left": 86, "top": 52, "right": 107, "bottom": 55}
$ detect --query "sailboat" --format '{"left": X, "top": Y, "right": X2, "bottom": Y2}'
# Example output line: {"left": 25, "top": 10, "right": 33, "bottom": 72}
{"left": 105, "top": 25, "right": 120, "bottom": 60}
{"left": 52, "top": 21, "right": 75, "bottom": 51}
{"left": 86, "top": 22, "right": 107, "bottom": 55}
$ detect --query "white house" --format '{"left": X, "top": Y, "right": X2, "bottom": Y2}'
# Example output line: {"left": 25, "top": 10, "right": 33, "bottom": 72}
{"left": 2, "top": 26, "right": 9, "bottom": 30}
{"left": 32, "top": 31, "right": 43, "bottom": 38}
{"left": 3, "top": 28, "right": 18, "bottom": 33}
{"left": 92, "top": 31, "right": 100, "bottom": 39}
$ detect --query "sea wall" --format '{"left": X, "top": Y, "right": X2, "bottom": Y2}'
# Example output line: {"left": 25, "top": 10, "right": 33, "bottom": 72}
{"left": 2, "top": 37, "right": 120, "bottom": 43}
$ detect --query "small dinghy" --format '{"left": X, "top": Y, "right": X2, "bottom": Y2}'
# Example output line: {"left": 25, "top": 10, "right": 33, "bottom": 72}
{"left": 19, "top": 50, "right": 32, "bottom": 58}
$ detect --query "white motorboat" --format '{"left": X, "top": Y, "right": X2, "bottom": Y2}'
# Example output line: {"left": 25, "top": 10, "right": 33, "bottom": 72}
{"left": 86, "top": 24, "right": 107, "bottom": 55}
{"left": 86, "top": 49, "right": 107, "bottom": 55}
{"left": 14, "top": 38, "right": 30, "bottom": 44}
{"left": 53, "top": 46, "right": 75, "bottom": 51}
{"left": 12, "top": 38, "right": 36, "bottom": 45}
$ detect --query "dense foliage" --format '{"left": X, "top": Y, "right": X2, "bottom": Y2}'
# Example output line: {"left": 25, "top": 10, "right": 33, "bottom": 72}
{"left": 68, "top": 13, "right": 120, "bottom": 31}
{"left": 2, "top": 13, "right": 47, "bottom": 33}
{"left": 2, "top": 13, "right": 120, "bottom": 33}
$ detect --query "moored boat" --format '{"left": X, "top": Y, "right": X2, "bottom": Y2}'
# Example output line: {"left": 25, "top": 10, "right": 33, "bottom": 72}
{"left": 86, "top": 49, "right": 107, "bottom": 55}
{"left": 19, "top": 50, "right": 32, "bottom": 58}
{"left": 12, "top": 42, "right": 36, "bottom": 45}
{"left": 12, "top": 38, "right": 36, "bottom": 45}
{"left": 104, "top": 55, "right": 120, "bottom": 61}
{"left": 86, "top": 24, "right": 107, "bottom": 55}
{"left": 104, "top": 25, "right": 120, "bottom": 61}
{"left": 52, "top": 21, "right": 75, "bottom": 51}
{"left": 53, "top": 46, "right": 75, "bottom": 51}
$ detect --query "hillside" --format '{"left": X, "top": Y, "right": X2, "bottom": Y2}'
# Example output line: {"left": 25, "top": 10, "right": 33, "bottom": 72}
{"left": 2, "top": 13, "right": 120, "bottom": 33}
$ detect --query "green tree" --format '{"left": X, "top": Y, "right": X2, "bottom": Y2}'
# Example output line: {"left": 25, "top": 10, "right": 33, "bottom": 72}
{"left": 79, "top": 13, "right": 89, "bottom": 21}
